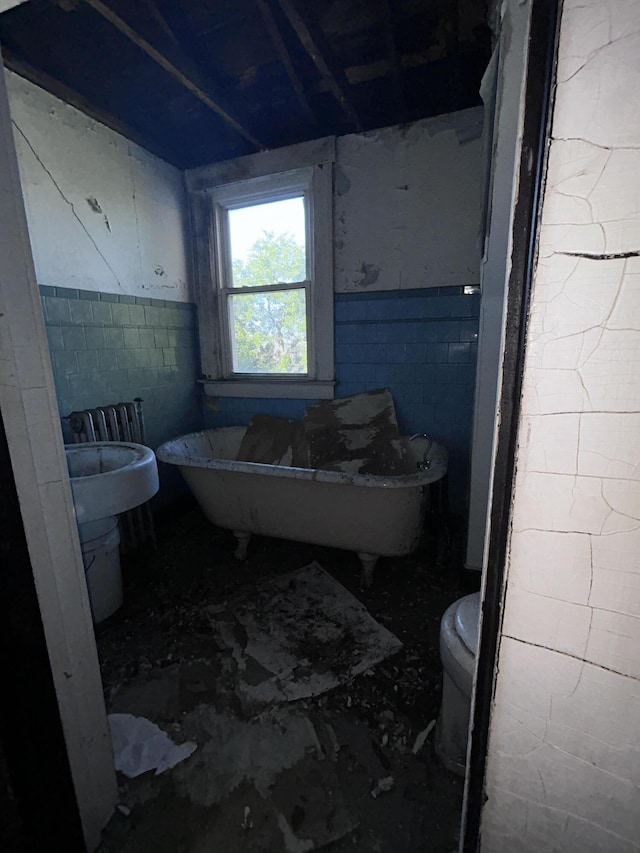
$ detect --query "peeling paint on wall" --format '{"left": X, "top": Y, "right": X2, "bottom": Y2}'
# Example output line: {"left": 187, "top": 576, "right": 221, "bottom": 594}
{"left": 355, "top": 263, "right": 381, "bottom": 288}
{"left": 334, "top": 165, "right": 351, "bottom": 196}
{"left": 334, "top": 107, "right": 483, "bottom": 293}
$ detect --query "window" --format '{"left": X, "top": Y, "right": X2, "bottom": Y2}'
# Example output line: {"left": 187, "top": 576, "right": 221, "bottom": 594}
{"left": 188, "top": 141, "right": 335, "bottom": 399}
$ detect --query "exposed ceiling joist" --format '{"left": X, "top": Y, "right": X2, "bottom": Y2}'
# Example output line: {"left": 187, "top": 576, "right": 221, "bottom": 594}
{"left": 443, "top": 0, "right": 462, "bottom": 104}
{"left": 1, "top": 47, "right": 178, "bottom": 164}
{"left": 275, "top": 0, "right": 362, "bottom": 132}
{"left": 256, "top": 0, "right": 318, "bottom": 129}
{"left": 81, "top": 0, "right": 266, "bottom": 151}
{"left": 139, "top": 0, "right": 183, "bottom": 52}
{"left": 0, "top": 0, "right": 490, "bottom": 169}
{"left": 381, "top": 0, "right": 406, "bottom": 122}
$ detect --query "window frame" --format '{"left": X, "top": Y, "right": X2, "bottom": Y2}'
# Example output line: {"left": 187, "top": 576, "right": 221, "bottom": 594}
{"left": 214, "top": 171, "right": 312, "bottom": 379}
{"left": 187, "top": 138, "right": 335, "bottom": 399}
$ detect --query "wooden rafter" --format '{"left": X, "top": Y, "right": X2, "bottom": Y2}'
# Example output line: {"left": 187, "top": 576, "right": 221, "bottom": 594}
{"left": 381, "top": 0, "right": 407, "bottom": 122}
{"left": 443, "top": 0, "right": 462, "bottom": 105}
{"left": 138, "top": 0, "right": 183, "bottom": 52}
{"left": 81, "top": 0, "right": 265, "bottom": 150}
{"left": 2, "top": 47, "right": 180, "bottom": 166}
{"left": 256, "top": 0, "right": 317, "bottom": 128}
{"left": 275, "top": 0, "right": 361, "bottom": 131}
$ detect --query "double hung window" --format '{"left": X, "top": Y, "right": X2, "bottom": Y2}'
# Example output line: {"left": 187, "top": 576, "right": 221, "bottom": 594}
{"left": 189, "top": 142, "right": 334, "bottom": 398}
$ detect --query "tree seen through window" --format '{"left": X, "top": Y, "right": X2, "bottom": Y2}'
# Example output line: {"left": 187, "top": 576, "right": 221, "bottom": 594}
{"left": 230, "top": 231, "right": 308, "bottom": 374}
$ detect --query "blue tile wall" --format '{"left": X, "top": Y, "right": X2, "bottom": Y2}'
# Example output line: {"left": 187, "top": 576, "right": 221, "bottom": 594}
{"left": 206, "top": 286, "right": 480, "bottom": 513}
{"left": 40, "top": 286, "right": 203, "bottom": 505}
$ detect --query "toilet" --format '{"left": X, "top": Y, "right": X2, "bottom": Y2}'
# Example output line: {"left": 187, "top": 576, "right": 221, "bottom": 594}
{"left": 435, "top": 591, "right": 481, "bottom": 775}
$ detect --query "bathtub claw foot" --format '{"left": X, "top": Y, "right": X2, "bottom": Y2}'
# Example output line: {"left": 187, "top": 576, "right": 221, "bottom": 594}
{"left": 358, "top": 552, "right": 379, "bottom": 588}
{"left": 233, "top": 531, "right": 251, "bottom": 561}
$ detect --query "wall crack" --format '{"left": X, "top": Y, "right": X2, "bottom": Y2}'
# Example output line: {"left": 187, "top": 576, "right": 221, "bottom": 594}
{"left": 12, "top": 120, "right": 124, "bottom": 291}
{"left": 503, "top": 635, "right": 640, "bottom": 683}
{"left": 559, "top": 250, "right": 640, "bottom": 261}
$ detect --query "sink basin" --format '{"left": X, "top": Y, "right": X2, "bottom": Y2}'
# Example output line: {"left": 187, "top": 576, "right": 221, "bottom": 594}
{"left": 65, "top": 441, "right": 159, "bottom": 523}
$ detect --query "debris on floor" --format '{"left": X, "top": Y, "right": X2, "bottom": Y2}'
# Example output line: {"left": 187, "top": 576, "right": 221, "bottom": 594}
{"left": 206, "top": 561, "right": 403, "bottom": 710}
{"left": 108, "top": 713, "right": 196, "bottom": 778}
{"left": 96, "top": 508, "right": 478, "bottom": 852}
{"left": 412, "top": 720, "right": 437, "bottom": 756}
{"left": 371, "top": 776, "right": 394, "bottom": 798}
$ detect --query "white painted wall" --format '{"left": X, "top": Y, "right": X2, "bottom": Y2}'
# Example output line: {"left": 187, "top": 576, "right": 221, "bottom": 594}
{"left": 0, "top": 59, "right": 117, "bottom": 850}
{"left": 466, "top": 2, "right": 531, "bottom": 571}
{"left": 482, "top": 0, "right": 640, "bottom": 849}
{"left": 0, "top": 0, "right": 29, "bottom": 11}
{"left": 6, "top": 70, "right": 191, "bottom": 301}
{"left": 334, "top": 108, "right": 483, "bottom": 292}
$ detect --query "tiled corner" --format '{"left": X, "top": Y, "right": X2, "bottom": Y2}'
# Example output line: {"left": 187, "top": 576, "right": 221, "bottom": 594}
{"left": 40, "top": 285, "right": 202, "bottom": 450}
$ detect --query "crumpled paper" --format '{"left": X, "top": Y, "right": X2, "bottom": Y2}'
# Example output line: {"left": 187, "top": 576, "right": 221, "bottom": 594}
{"left": 108, "top": 713, "right": 197, "bottom": 778}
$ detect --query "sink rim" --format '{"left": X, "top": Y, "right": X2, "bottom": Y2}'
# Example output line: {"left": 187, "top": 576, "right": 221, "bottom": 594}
{"left": 65, "top": 441, "right": 156, "bottom": 481}
{"left": 65, "top": 440, "right": 159, "bottom": 523}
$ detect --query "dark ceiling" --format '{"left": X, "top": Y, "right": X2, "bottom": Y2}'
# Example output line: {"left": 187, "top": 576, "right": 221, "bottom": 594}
{"left": 0, "top": 0, "right": 490, "bottom": 170}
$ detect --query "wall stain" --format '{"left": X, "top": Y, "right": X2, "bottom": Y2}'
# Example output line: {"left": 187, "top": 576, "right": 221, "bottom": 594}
{"left": 355, "top": 263, "right": 381, "bottom": 288}
{"left": 334, "top": 166, "right": 351, "bottom": 196}
{"left": 86, "top": 198, "right": 111, "bottom": 232}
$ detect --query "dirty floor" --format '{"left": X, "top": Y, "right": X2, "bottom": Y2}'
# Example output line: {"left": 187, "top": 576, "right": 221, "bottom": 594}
{"left": 95, "top": 505, "right": 479, "bottom": 853}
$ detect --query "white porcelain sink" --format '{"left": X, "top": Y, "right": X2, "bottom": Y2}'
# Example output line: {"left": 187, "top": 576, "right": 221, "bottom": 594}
{"left": 65, "top": 441, "right": 159, "bottom": 523}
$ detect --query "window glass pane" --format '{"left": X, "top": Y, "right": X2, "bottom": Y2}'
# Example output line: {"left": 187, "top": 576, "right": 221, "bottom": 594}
{"left": 229, "top": 289, "right": 307, "bottom": 374}
{"left": 228, "top": 197, "right": 306, "bottom": 288}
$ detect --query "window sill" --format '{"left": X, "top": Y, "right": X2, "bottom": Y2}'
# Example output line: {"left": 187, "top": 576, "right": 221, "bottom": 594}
{"left": 199, "top": 378, "right": 335, "bottom": 400}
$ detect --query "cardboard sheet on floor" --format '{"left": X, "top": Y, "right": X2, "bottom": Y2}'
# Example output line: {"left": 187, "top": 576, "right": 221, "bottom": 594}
{"left": 206, "top": 561, "right": 402, "bottom": 712}
{"left": 303, "top": 388, "right": 409, "bottom": 475}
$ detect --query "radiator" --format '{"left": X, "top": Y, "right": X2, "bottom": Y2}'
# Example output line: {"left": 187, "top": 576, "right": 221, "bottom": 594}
{"left": 66, "top": 399, "right": 156, "bottom": 552}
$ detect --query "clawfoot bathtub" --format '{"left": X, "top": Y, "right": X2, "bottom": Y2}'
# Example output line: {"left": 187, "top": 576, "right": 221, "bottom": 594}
{"left": 157, "top": 427, "right": 447, "bottom": 586}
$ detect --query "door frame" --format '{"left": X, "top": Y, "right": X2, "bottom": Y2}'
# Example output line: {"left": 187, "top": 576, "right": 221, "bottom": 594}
{"left": 461, "top": 0, "right": 562, "bottom": 848}
{"left": 0, "top": 55, "right": 118, "bottom": 850}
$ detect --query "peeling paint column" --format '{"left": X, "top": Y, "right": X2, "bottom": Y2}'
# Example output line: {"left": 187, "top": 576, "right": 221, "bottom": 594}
{"left": 481, "top": 1, "right": 640, "bottom": 850}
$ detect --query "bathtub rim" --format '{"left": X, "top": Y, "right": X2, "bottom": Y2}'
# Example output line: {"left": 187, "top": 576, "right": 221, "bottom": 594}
{"left": 156, "top": 426, "right": 448, "bottom": 490}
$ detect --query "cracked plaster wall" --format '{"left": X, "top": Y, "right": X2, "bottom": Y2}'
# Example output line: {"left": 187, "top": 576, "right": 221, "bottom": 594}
{"left": 334, "top": 107, "right": 483, "bottom": 293}
{"left": 481, "top": 1, "right": 640, "bottom": 850}
{"left": 6, "top": 70, "right": 191, "bottom": 302}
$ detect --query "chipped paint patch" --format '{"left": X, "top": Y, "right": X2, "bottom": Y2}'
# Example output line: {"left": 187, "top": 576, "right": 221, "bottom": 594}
{"left": 335, "top": 107, "right": 483, "bottom": 292}
{"left": 355, "top": 262, "right": 381, "bottom": 288}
